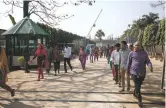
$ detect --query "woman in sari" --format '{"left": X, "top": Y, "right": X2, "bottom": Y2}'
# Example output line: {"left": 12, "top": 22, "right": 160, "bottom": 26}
{"left": 0, "top": 47, "right": 15, "bottom": 97}
{"left": 30, "top": 44, "right": 48, "bottom": 81}
{"left": 79, "top": 46, "right": 87, "bottom": 70}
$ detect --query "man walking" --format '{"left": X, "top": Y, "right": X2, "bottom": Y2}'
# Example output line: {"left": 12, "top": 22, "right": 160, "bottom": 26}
{"left": 89, "top": 46, "right": 94, "bottom": 63}
{"left": 111, "top": 43, "right": 120, "bottom": 84}
{"left": 106, "top": 44, "right": 110, "bottom": 58}
{"left": 127, "top": 41, "right": 153, "bottom": 107}
{"left": 64, "top": 43, "right": 73, "bottom": 73}
{"left": 119, "top": 41, "right": 130, "bottom": 92}
{"left": 23, "top": 45, "right": 30, "bottom": 73}
{"left": 46, "top": 43, "right": 53, "bottom": 73}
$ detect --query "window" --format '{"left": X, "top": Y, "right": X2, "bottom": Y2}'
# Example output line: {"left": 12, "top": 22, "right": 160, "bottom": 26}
{"left": 0, "top": 40, "right": 5, "bottom": 48}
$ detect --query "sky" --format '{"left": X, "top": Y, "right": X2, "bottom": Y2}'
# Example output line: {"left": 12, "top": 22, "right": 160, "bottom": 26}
{"left": 0, "top": 0, "right": 165, "bottom": 39}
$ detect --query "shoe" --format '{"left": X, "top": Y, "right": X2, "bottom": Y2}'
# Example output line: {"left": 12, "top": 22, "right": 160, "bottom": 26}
{"left": 41, "top": 77, "right": 44, "bottom": 79}
{"left": 11, "top": 89, "right": 15, "bottom": 97}
{"left": 25, "top": 71, "right": 30, "bottom": 73}
{"left": 119, "top": 85, "right": 121, "bottom": 87}
{"left": 133, "top": 90, "right": 137, "bottom": 99}
{"left": 54, "top": 73, "right": 57, "bottom": 76}
{"left": 138, "top": 102, "right": 143, "bottom": 107}
{"left": 115, "top": 82, "right": 118, "bottom": 84}
{"left": 119, "top": 89, "right": 124, "bottom": 92}
{"left": 37, "top": 79, "right": 40, "bottom": 81}
{"left": 71, "top": 67, "right": 73, "bottom": 71}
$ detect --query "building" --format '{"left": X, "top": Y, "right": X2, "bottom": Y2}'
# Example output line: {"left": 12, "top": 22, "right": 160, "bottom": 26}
{"left": 94, "top": 39, "right": 116, "bottom": 47}
{"left": 0, "top": 29, "right": 6, "bottom": 47}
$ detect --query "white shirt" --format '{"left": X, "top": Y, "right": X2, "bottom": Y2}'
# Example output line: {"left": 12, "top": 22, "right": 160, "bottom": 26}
{"left": 64, "top": 47, "right": 71, "bottom": 58}
{"left": 111, "top": 50, "right": 120, "bottom": 65}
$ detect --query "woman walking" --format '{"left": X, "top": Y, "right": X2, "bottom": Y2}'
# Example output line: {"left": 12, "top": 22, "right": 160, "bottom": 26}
{"left": 79, "top": 47, "right": 87, "bottom": 70}
{"left": 53, "top": 44, "right": 61, "bottom": 76}
{"left": 30, "top": 44, "right": 48, "bottom": 81}
{"left": 0, "top": 47, "right": 15, "bottom": 97}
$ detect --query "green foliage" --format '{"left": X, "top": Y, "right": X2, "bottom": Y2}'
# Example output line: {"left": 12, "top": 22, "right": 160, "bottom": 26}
{"left": 37, "top": 23, "right": 95, "bottom": 44}
{"left": 143, "top": 25, "right": 150, "bottom": 46}
{"left": 95, "top": 29, "right": 105, "bottom": 41}
{"left": 159, "top": 19, "right": 165, "bottom": 45}
{"left": 138, "top": 29, "right": 143, "bottom": 43}
{"left": 120, "top": 12, "right": 165, "bottom": 46}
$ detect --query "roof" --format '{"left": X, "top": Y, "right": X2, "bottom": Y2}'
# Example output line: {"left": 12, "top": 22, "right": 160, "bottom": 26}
{"left": 2, "top": 17, "right": 49, "bottom": 36}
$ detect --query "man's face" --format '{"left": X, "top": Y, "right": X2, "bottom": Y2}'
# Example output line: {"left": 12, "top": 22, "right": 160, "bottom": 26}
{"left": 116, "top": 46, "right": 120, "bottom": 50}
{"left": 65, "top": 44, "right": 68, "bottom": 48}
{"left": 121, "top": 43, "right": 125, "bottom": 49}
{"left": 134, "top": 45, "right": 140, "bottom": 51}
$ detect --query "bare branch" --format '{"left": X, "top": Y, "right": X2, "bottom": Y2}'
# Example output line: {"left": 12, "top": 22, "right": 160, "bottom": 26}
{"left": 1, "top": 0, "right": 95, "bottom": 26}
{"left": 150, "top": 0, "right": 165, "bottom": 9}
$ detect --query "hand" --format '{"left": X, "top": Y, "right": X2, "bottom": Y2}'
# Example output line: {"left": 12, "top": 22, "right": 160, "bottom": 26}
{"left": 0, "top": 62, "right": 4, "bottom": 66}
{"left": 127, "top": 71, "right": 130, "bottom": 75}
{"left": 149, "top": 67, "right": 153, "bottom": 72}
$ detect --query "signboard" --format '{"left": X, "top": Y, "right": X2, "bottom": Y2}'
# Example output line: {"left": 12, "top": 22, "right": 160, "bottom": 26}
{"left": 29, "top": 40, "right": 34, "bottom": 44}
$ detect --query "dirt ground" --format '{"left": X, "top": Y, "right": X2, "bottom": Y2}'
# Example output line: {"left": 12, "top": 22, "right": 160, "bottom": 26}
{"left": 0, "top": 57, "right": 165, "bottom": 108}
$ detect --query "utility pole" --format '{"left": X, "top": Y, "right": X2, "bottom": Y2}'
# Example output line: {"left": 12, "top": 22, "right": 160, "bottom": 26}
{"left": 86, "top": 9, "right": 103, "bottom": 45}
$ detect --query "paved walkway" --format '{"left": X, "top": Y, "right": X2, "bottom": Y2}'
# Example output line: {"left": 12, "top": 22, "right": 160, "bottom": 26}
{"left": 0, "top": 57, "right": 165, "bottom": 108}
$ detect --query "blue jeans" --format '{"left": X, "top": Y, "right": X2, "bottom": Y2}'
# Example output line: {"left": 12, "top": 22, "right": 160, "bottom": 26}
{"left": 90, "top": 54, "right": 93, "bottom": 62}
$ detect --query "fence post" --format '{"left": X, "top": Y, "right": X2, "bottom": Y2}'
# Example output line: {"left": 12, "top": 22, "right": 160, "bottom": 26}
{"left": 161, "top": 51, "right": 165, "bottom": 90}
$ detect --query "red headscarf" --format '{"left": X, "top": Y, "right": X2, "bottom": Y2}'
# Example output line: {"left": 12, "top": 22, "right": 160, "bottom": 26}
{"left": 35, "top": 44, "right": 47, "bottom": 56}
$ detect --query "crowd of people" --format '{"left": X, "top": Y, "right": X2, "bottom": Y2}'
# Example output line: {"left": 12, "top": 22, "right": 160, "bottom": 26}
{"left": 106, "top": 41, "right": 153, "bottom": 107}
{"left": 0, "top": 40, "right": 153, "bottom": 107}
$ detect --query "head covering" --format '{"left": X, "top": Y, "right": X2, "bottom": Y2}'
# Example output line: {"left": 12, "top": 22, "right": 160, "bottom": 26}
{"left": 35, "top": 44, "right": 47, "bottom": 56}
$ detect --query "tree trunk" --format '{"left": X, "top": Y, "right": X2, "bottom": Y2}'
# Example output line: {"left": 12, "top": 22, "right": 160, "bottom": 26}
{"left": 152, "top": 45, "right": 156, "bottom": 58}
{"left": 161, "top": 50, "right": 165, "bottom": 90}
{"left": 161, "top": 45, "right": 164, "bottom": 61}
{"left": 150, "top": 46, "right": 153, "bottom": 58}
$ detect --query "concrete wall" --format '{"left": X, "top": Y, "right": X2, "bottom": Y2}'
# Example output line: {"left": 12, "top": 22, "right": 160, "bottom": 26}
{"left": 95, "top": 40, "right": 116, "bottom": 47}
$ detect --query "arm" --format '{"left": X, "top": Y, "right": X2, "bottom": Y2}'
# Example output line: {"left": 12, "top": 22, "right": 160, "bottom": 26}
{"left": 111, "top": 51, "right": 114, "bottom": 63}
{"left": 32, "top": 54, "right": 37, "bottom": 60}
{"left": 145, "top": 52, "right": 153, "bottom": 72}
{"left": 127, "top": 52, "right": 132, "bottom": 74}
{"left": 119, "top": 51, "right": 121, "bottom": 67}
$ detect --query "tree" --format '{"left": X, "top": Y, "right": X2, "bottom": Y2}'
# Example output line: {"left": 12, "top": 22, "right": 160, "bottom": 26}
{"left": 95, "top": 29, "right": 105, "bottom": 41}
{"left": 151, "top": 0, "right": 165, "bottom": 9}
{"left": 37, "top": 22, "right": 95, "bottom": 44}
{"left": 1, "top": 0, "right": 96, "bottom": 26}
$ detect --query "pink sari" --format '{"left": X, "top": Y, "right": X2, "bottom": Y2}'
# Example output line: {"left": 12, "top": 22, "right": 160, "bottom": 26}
{"left": 35, "top": 44, "right": 49, "bottom": 69}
